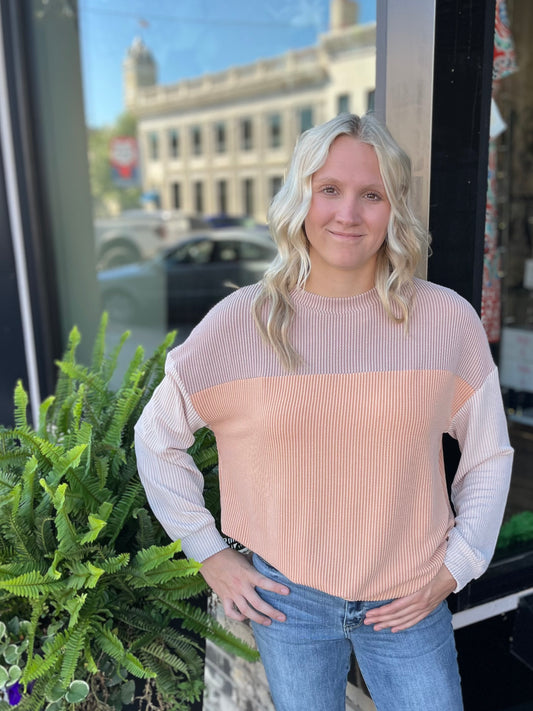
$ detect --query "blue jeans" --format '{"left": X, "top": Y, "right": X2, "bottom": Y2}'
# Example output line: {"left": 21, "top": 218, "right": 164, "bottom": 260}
{"left": 251, "top": 554, "right": 463, "bottom": 711}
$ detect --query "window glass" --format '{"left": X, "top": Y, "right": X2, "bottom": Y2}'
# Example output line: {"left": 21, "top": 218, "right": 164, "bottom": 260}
{"left": 485, "top": 0, "right": 533, "bottom": 547}
{"left": 299, "top": 106, "right": 314, "bottom": 133}
{"left": 168, "top": 128, "right": 179, "bottom": 158}
{"left": 148, "top": 132, "right": 159, "bottom": 161}
{"left": 171, "top": 182, "right": 181, "bottom": 209}
{"left": 170, "top": 239, "right": 214, "bottom": 264}
{"left": 241, "top": 118, "right": 253, "bottom": 151}
{"left": 337, "top": 93, "right": 350, "bottom": 114}
{"left": 73, "top": 0, "right": 376, "bottom": 358}
{"left": 268, "top": 113, "right": 282, "bottom": 148}
{"left": 215, "top": 122, "right": 227, "bottom": 154}
{"left": 191, "top": 126, "right": 203, "bottom": 156}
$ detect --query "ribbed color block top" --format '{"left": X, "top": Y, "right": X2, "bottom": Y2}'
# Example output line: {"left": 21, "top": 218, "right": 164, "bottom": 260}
{"left": 135, "top": 278, "right": 513, "bottom": 601}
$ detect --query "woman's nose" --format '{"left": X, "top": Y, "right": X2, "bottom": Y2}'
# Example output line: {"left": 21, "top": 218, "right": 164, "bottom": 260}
{"left": 336, "top": 197, "right": 362, "bottom": 224}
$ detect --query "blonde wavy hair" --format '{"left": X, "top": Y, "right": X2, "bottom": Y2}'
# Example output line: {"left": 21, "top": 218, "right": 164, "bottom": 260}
{"left": 252, "top": 112, "right": 429, "bottom": 370}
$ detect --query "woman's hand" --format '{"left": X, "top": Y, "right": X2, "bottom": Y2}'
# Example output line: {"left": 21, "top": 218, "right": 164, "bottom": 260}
{"left": 200, "top": 548, "right": 290, "bottom": 626}
{"left": 363, "top": 565, "right": 457, "bottom": 633}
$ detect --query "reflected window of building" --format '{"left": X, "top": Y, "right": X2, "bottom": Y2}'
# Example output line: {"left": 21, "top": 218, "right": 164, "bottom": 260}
{"left": 191, "top": 126, "right": 203, "bottom": 156}
{"left": 243, "top": 178, "right": 254, "bottom": 216}
{"left": 194, "top": 181, "right": 204, "bottom": 214}
{"left": 268, "top": 113, "right": 282, "bottom": 149}
{"left": 172, "top": 182, "right": 181, "bottom": 210}
{"left": 149, "top": 132, "right": 159, "bottom": 161}
{"left": 241, "top": 118, "right": 253, "bottom": 151}
{"left": 215, "top": 122, "right": 227, "bottom": 154}
{"left": 299, "top": 106, "right": 314, "bottom": 133}
{"left": 337, "top": 94, "right": 350, "bottom": 114}
{"left": 168, "top": 129, "right": 179, "bottom": 159}
{"left": 269, "top": 176, "right": 283, "bottom": 199}
{"left": 217, "top": 180, "right": 228, "bottom": 214}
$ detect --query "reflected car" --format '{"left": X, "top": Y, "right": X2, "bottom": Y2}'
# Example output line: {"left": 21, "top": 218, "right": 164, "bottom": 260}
{"left": 94, "top": 209, "right": 210, "bottom": 270}
{"left": 98, "top": 230, "right": 277, "bottom": 326}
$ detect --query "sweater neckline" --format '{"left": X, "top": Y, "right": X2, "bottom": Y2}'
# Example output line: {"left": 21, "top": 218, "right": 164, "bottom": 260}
{"left": 291, "top": 286, "right": 380, "bottom": 313}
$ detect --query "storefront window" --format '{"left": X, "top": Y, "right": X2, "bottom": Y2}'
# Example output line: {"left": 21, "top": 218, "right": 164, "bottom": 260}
{"left": 484, "top": 0, "right": 533, "bottom": 554}
{"left": 71, "top": 0, "right": 378, "bottom": 362}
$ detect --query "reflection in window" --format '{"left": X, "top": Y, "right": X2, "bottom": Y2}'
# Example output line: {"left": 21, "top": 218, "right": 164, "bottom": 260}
{"left": 149, "top": 132, "right": 159, "bottom": 161}
{"left": 217, "top": 180, "right": 228, "bottom": 214}
{"left": 170, "top": 239, "right": 213, "bottom": 264}
{"left": 299, "top": 106, "right": 314, "bottom": 133}
{"left": 171, "top": 182, "right": 181, "bottom": 209}
{"left": 194, "top": 181, "right": 204, "bottom": 214}
{"left": 168, "top": 129, "right": 179, "bottom": 159}
{"left": 367, "top": 89, "right": 375, "bottom": 112}
{"left": 337, "top": 94, "right": 350, "bottom": 114}
{"left": 268, "top": 113, "right": 282, "bottom": 149}
{"left": 243, "top": 178, "right": 254, "bottom": 216}
{"left": 269, "top": 176, "right": 283, "bottom": 199}
{"left": 191, "top": 126, "right": 202, "bottom": 156}
{"left": 241, "top": 118, "right": 253, "bottom": 151}
{"left": 215, "top": 122, "right": 227, "bottom": 154}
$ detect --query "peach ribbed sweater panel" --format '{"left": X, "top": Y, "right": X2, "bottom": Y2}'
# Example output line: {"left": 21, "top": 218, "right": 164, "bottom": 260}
{"left": 135, "top": 279, "right": 513, "bottom": 600}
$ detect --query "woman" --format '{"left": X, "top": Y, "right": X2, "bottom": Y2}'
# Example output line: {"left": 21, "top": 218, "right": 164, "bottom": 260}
{"left": 135, "top": 113, "right": 513, "bottom": 710}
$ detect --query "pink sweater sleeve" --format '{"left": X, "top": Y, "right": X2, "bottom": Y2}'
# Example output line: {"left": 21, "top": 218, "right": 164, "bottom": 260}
{"left": 445, "top": 366, "right": 514, "bottom": 591}
{"left": 134, "top": 361, "right": 229, "bottom": 562}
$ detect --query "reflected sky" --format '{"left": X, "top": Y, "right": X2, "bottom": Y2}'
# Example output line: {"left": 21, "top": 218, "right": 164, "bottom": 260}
{"left": 78, "top": 0, "right": 376, "bottom": 127}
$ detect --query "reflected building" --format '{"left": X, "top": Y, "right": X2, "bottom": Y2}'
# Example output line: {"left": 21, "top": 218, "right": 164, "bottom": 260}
{"left": 124, "top": 0, "right": 376, "bottom": 223}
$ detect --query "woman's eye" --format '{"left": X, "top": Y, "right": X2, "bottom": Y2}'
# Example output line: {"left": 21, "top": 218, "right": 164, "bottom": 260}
{"left": 365, "top": 192, "right": 382, "bottom": 201}
{"left": 321, "top": 185, "right": 337, "bottom": 195}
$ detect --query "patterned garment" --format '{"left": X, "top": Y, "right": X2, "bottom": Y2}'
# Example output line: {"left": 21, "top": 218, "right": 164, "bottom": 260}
{"left": 482, "top": 0, "right": 518, "bottom": 343}
{"left": 135, "top": 281, "right": 513, "bottom": 600}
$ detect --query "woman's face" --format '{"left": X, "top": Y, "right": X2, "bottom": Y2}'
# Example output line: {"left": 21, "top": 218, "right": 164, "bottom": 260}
{"left": 304, "top": 135, "right": 391, "bottom": 296}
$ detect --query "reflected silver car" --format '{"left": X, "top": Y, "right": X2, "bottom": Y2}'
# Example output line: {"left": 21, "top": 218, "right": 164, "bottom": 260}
{"left": 98, "top": 230, "right": 277, "bottom": 325}
{"left": 94, "top": 210, "right": 209, "bottom": 270}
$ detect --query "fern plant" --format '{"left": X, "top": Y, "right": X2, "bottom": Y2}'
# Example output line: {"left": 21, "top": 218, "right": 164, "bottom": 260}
{"left": 0, "top": 315, "right": 257, "bottom": 711}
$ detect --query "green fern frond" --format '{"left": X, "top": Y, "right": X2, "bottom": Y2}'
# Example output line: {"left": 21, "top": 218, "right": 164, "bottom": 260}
{"left": 103, "top": 385, "right": 143, "bottom": 449}
{"left": 94, "top": 624, "right": 155, "bottom": 679}
{"left": 65, "top": 593, "right": 88, "bottom": 628}
{"left": 100, "top": 330, "right": 131, "bottom": 384}
{"left": 153, "top": 573, "right": 208, "bottom": 600}
{"left": 129, "top": 559, "right": 202, "bottom": 588}
{"left": 188, "top": 428, "right": 218, "bottom": 472}
{"left": 134, "top": 508, "right": 158, "bottom": 549}
{"left": 132, "top": 541, "right": 182, "bottom": 573}
{"left": 79, "top": 514, "right": 108, "bottom": 545}
{"left": 14, "top": 381, "right": 29, "bottom": 430}
{"left": 67, "top": 561, "right": 105, "bottom": 590}
{"left": 91, "top": 312, "right": 109, "bottom": 373}
{"left": 69, "top": 382, "right": 86, "bottom": 434}
{"left": 99, "top": 552, "right": 130, "bottom": 574}
{"left": 55, "top": 361, "right": 107, "bottom": 398}
{"left": 59, "top": 623, "right": 87, "bottom": 684}
{"left": 0, "top": 570, "right": 62, "bottom": 598}
{"left": 24, "top": 596, "right": 46, "bottom": 671}
{"left": 23, "top": 630, "right": 68, "bottom": 682}
{"left": 120, "top": 344, "right": 145, "bottom": 390}
{"left": 83, "top": 637, "right": 99, "bottom": 674}
{"left": 141, "top": 641, "right": 197, "bottom": 680}
{"left": 106, "top": 479, "right": 144, "bottom": 544}
{"left": 151, "top": 598, "right": 259, "bottom": 662}
{"left": 37, "top": 396, "right": 55, "bottom": 436}
{"left": 51, "top": 325, "right": 81, "bottom": 412}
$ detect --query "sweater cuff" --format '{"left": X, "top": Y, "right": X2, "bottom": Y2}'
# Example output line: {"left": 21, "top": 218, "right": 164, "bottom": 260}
{"left": 444, "top": 529, "right": 490, "bottom": 593}
{"left": 180, "top": 524, "right": 230, "bottom": 563}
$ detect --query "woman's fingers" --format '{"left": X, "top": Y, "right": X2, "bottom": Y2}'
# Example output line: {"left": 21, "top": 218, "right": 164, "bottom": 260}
{"left": 200, "top": 548, "right": 290, "bottom": 625}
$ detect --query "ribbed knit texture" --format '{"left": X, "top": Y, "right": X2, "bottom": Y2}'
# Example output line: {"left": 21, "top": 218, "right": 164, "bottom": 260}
{"left": 135, "top": 278, "right": 513, "bottom": 600}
